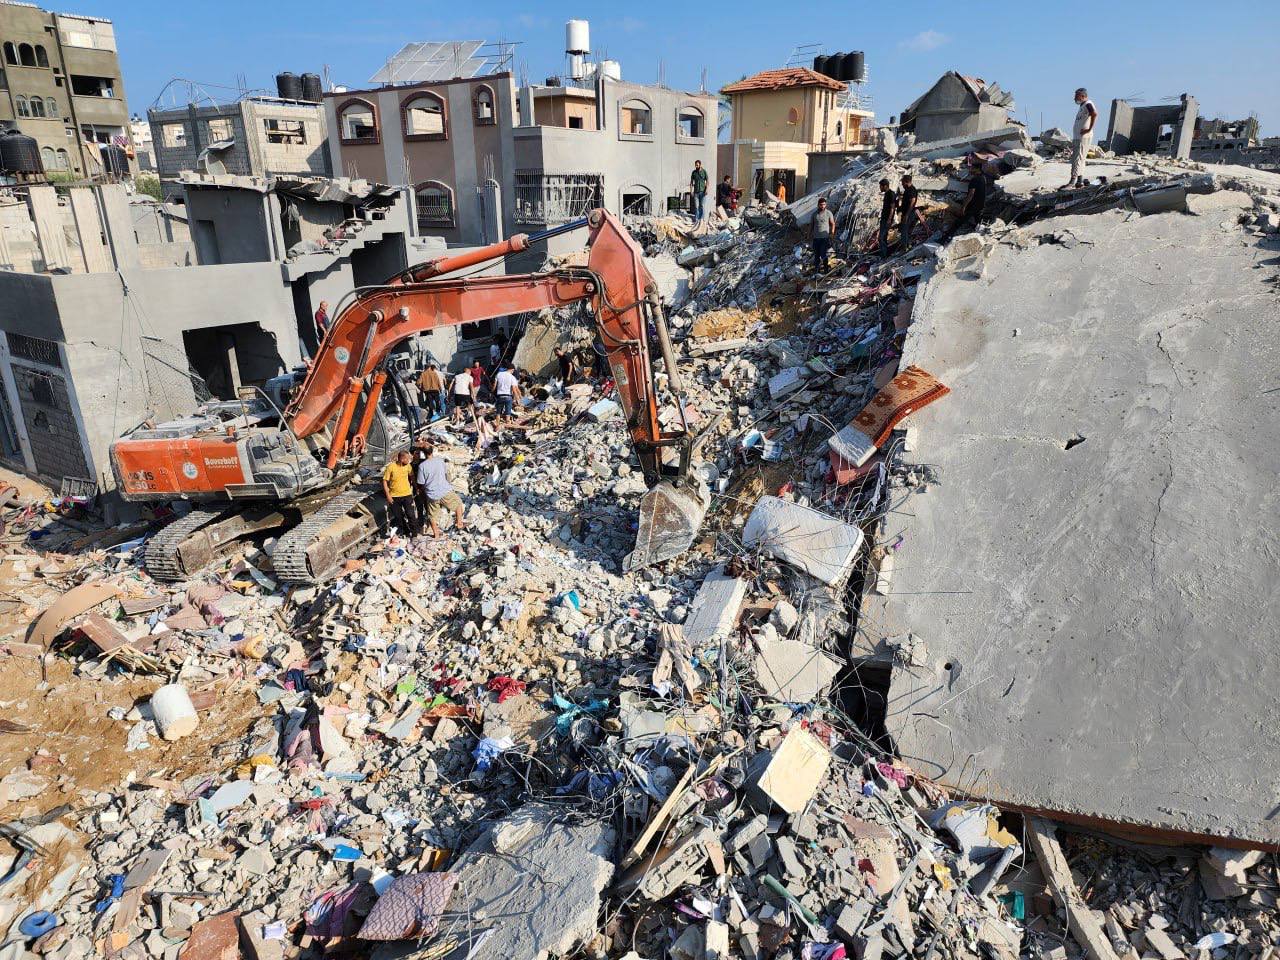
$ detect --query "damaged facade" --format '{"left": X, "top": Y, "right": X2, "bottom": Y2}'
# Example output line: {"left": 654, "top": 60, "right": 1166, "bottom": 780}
{"left": 898, "top": 71, "right": 1016, "bottom": 143}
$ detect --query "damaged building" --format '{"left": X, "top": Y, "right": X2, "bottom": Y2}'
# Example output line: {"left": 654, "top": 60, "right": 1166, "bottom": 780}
{"left": 898, "top": 71, "right": 1016, "bottom": 143}
{"left": 1104, "top": 93, "right": 1198, "bottom": 160}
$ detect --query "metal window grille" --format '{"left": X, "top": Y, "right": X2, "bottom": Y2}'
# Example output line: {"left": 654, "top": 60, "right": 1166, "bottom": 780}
{"left": 416, "top": 189, "right": 454, "bottom": 228}
{"left": 7, "top": 333, "right": 61, "bottom": 368}
{"left": 513, "top": 173, "right": 603, "bottom": 225}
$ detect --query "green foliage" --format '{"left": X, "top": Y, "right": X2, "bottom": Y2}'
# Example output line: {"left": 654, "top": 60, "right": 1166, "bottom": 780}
{"left": 135, "top": 174, "right": 163, "bottom": 201}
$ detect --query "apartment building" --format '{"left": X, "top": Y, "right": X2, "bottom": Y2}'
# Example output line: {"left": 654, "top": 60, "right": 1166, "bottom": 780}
{"left": 0, "top": 1, "right": 133, "bottom": 177}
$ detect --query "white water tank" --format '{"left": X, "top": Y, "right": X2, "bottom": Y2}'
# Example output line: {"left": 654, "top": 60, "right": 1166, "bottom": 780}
{"left": 600, "top": 59, "right": 621, "bottom": 81}
{"left": 566, "top": 19, "right": 590, "bottom": 54}
{"left": 569, "top": 53, "right": 586, "bottom": 80}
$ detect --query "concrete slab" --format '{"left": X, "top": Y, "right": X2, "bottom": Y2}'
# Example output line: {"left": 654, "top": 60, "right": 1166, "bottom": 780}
{"left": 875, "top": 198, "right": 1280, "bottom": 843}
{"left": 744, "top": 496, "right": 863, "bottom": 586}
{"left": 682, "top": 564, "right": 747, "bottom": 647}
{"left": 754, "top": 637, "right": 842, "bottom": 703}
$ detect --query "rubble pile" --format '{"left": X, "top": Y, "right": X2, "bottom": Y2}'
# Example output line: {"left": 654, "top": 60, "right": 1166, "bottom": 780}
{"left": 1, "top": 141, "right": 1278, "bottom": 960}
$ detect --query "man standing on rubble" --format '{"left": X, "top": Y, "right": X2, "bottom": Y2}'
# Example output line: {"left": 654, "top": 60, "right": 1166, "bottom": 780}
{"left": 416, "top": 444, "right": 466, "bottom": 538}
{"left": 418, "top": 361, "right": 445, "bottom": 421}
{"left": 716, "top": 175, "right": 737, "bottom": 214}
{"left": 555, "top": 347, "right": 577, "bottom": 386}
{"left": 493, "top": 364, "right": 522, "bottom": 425}
{"left": 690, "top": 160, "right": 709, "bottom": 220}
{"left": 1069, "top": 87, "right": 1097, "bottom": 189}
{"left": 381, "top": 450, "right": 419, "bottom": 537}
{"left": 451, "top": 366, "right": 474, "bottom": 426}
{"left": 811, "top": 196, "right": 836, "bottom": 273}
{"left": 878, "top": 178, "right": 897, "bottom": 258}
{"left": 898, "top": 174, "right": 919, "bottom": 251}
{"left": 943, "top": 159, "right": 989, "bottom": 240}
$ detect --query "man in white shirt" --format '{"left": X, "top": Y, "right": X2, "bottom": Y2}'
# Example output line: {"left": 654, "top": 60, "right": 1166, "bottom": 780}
{"left": 493, "top": 365, "right": 522, "bottom": 424}
{"left": 1069, "top": 87, "right": 1097, "bottom": 189}
{"left": 451, "top": 368, "right": 473, "bottom": 426}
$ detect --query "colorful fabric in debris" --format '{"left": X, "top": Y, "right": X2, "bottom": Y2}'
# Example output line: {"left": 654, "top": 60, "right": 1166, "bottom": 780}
{"left": 357, "top": 871, "right": 458, "bottom": 941}
{"left": 305, "top": 882, "right": 364, "bottom": 938}
{"left": 486, "top": 675, "right": 526, "bottom": 703}
{"left": 828, "top": 364, "right": 950, "bottom": 467}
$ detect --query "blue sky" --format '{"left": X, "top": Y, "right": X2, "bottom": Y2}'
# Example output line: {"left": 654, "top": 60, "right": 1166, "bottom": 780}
{"left": 113, "top": 0, "right": 1278, "bottom": 136}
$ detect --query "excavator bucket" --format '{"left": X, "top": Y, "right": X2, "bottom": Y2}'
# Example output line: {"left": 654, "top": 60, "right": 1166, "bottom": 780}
{"left": 628, "top": 480, "right": 710, "bottom": 571}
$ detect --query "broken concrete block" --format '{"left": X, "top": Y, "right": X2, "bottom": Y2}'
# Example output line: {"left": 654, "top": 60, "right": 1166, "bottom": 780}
{"left": 1143, "top": 928, "right": 1185, "bottom": 960}
{"left": 1199, "top": 846, "right": 1263, "bottom": 900}
{"left": 179, "top": 911, "right": 240, "bottom": 960}
{"left": 587, "top": 398, "right": 621, "bottom": 422}
{"left": 768, "top": 366, "right": 807, "bottom": 400}
{"left": 238, "top": 910, "right": 284, "bottom": 960}
{"left": 677, "top": 245, "right": 713, "bottom": 268}
{"left": 769, "top": 599, "right": 799, "bottom": 633}
{"left": 705, "top": 920, "right": 730, "bottom": 960}
{"left": 834, "top": 900, "right": 871, "bottom": 945}
{"left": 682, "top": 565, "right": 747, "bottom": 647}
{"left": 450, "top": 803, "right": 614, "bottom": 959}
{"left": 748, "top": 725, "right": 831, "bottom": 814}
{"left": 743, "top": 496, "right": 864, "bottom": 585}
{"left": 619, "top": 826, "right": 714, "bottom": 901}
{"left": 754, "top": 637, "right": 842, "bottom": 703}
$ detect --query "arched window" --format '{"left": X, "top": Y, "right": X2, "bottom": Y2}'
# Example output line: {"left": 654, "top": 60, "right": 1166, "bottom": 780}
{"left": 55, "top": 148, "right": 70, "bottom": 171}
{"left": 676, "top": 105, "right": 704, "bottom": 141}
{"left": 34, "top": 45, "right": 48, "bottom": 68}
{"left": 473, "top": 85, "right": 495, "bottom": 125}
{"left": 17, "top": 43, "right": 35, "bottom": 67}
{"left": 30, "top": 97, "right": 45, "bottom": 118}
{"left": 619, "top": 98, "right": 652, "bottom": 138}
{"left": 40, "top": 146, "right": 54, "bottom": 170}
{"left": 621, "top": 184, "right": 652, "bottom": 216}
{"left": 15, "top": 96, "right": 29, "bottom": 118}
{"left": 786, "top": 106, "right": 801, "bottom": 125}
{"left": 336, "top": 98, "right": 378, "bottom": 143}
{"left": 45, "top": 98, "right": 57, "bottom": 117}
{"left": 2, "top": 42, "right": 16, "bottom": 65}
{"left": 414, "top": 180, "right": 455, "bottom": 228}
{"left": 402, "top": 93, "right": 446, "bottom": 139}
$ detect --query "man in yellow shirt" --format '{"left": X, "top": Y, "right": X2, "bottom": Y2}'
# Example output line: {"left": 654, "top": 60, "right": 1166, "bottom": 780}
{"left": 381, "top": 450, "right": 419, "bottom": 536}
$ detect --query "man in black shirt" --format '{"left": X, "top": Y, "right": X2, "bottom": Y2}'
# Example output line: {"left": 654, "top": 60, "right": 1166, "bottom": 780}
{"left": 943, "top": 162, "right": 989, "bottom": 240}
{"left": 898, "top": 174, "right": 919, "bottom": 251}
{"left": 878, "top": 178, "right": 897, "bottom": 258}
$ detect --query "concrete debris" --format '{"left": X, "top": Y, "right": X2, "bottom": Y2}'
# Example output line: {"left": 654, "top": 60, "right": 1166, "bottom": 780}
{"left": 0, "top": 124, "right": 1275, "bottom": 960}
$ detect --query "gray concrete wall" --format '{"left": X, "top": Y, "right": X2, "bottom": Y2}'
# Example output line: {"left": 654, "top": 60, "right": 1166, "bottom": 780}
{"left": 182, "top": 186, "right": 273, "bottom": 264}
{"left": 906, "top": 74, "right": 1009, "bottom": 144}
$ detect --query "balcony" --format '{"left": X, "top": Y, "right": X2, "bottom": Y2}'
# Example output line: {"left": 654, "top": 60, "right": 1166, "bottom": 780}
{"left": 71, "top": 95, "right": 127, "bottom": 126}
{"left": 60, "top": 45, "right": 121, "bottom": 79}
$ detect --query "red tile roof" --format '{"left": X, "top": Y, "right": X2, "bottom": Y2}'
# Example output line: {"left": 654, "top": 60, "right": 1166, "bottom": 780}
{"left": 721, "top": 67, "right": 846, "bottom": 95}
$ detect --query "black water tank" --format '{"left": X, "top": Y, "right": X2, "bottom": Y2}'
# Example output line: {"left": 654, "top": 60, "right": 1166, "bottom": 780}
{"left": 276, "top": 71, "right": 302, "bottom": 100}
{"left": 835, "top": 53, "right": 855, "bottom": 82}
{"left": 100, "top": 143, "right": 129, "bottom": 176}
{"left": 301, "top": 72, "right": 323, "bottom": 102}
{"left": 0, "top": 129, "right": 43, "bottom": 174}
{"left": 849, "top": 51, "right": 866, "bottom": 82}
{"left": 813, "top": 54, "right": 832, "bottom": 77}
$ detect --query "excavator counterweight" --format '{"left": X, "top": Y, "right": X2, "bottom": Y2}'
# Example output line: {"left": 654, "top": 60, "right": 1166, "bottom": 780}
{"left": 111, "top": 209, "right": 709, "bottom": 582}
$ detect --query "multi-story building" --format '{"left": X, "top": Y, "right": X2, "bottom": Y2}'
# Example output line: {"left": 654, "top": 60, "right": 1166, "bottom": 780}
{"left": 0, "top": 1, "right": 133, "bottom": 177}
{"left": 323, "top": 73, "right": 518, "bottom": 248}
{"left": 720, "top": 67, "right": 873, "bottom": 201}
{"left": 129, "top": 113, "right": 153, "bottom": 171}
{"left": 148, "top": 97, "right": 330, "bottom": 194}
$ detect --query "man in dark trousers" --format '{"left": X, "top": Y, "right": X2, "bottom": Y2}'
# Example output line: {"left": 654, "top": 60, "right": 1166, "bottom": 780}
{"left": 716, "top": 175, "right": 736, "bottom": 213}
{"left": 942, "top": 160, "right": 989, "bottom": 240}
{"left": 810, "top": 197, "right": 835, "bottom": 273}
{"left": 381, "top": 450, "right": 419, "bottom": 537}
{"left": 898, "top": 174, "right": 919, "bottom": 251}
{"left": 690, "top": 160, "right": 709, "bottom": 219}
{"left": 877, "top": 178, "right": 897, "bottom": 258}
{"left": 314, "top": 301, "right": 330, "bottom": 345}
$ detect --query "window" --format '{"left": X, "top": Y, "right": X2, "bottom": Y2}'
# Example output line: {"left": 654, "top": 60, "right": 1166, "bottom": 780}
{"left": 7, "top": 332, "right": 62, "bottom": 367}
{"left": 677, "top": 105, "right": 704, "bottom": 140}
{"left": 3, "top": 42, "right": 16, "bottom": 65}
{"left": 514, "top": 172, "right": 603, "bottom": 225}
{"left": 473, "top": 85, "right": 495, "bottom": 124}
{"left": 619, "top": 99, "right": 652, "bottom": 137}
{"left": 55, "top": 148, "right": 69, "bottom": 171}
{"left": 18, "top": 44, "right": 35, "bottom": 67}
{"left": 70, "top": 75, "right": 115, "bottom": 98}
{"left": 161, "top": 123, "right": 187, "bottom": 148}
{"left": 41, "top": 146, "right": 54, "bottom": 169}
{"left": 403, "top": 93, "right": 446, "bottom": 139}
{"left": 621, "top": 186, "right": 652, "bottom": 215}
{"left": 337, "top": 98, "right": 377, "bottom": 143}
{"left": 206, "top": 117, "right": 234, "bottom": 141}
{"left": 34, "top": 45, "right": 48, "bottom": 68}
{"left": 568, "top": 116, "right": 584, "bottom": 130}
{"left": 263, "top": 118, "right": 306, "bottom": 145}
{"left": 45, "top": 98, "right": 57, "bottom": 117}
{"left": 30, "top": 97, "right": 45, "bottom": 118}
{"left": 414, "top": 180, "right": 455, "bottom": 228}
{"left": 15, "top": 96, "right": 29, "bottom": 118}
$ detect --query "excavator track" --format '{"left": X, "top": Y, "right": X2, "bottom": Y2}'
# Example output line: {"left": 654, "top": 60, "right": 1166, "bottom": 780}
{"left": 143, "top": 507, "right": 237, "bottom": 581}
{"left": 271, "top": 489, "right": 378, "bottom": 585}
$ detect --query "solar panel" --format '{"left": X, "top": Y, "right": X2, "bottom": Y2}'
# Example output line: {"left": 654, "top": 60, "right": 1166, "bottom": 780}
{"left": 370, "top": 40, "right": 488, "bottom": 84}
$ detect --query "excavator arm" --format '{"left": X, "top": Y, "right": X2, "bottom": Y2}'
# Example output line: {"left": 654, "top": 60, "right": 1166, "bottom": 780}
{"left": 288, "top": 210, "right": 683, "bottom": 486}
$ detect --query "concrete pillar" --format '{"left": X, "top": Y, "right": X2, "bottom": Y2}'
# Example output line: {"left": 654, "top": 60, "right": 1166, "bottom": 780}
{"left": 1171, "top": 95, "right": 1198, "bottom": 161}
{"left": 219, "top": 332, "right": 242, "bottom": 394}
{"left": 67, "top": 187, "right": 112, "bottom": 273}
{"left": 26, "top": 185, "right": 70, "bottom": 272}
{"left": 96, "top": 183, "right": 140, "bottom": 269}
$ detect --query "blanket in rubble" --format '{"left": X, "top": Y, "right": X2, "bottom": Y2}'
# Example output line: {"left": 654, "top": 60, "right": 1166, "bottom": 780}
{"left": 828, "top": 364, "right": 950, "bottom": 467}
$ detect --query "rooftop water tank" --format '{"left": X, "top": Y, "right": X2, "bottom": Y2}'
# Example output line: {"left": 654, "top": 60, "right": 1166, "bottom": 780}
{"left": 0, "top": 129, "right": 43, "bottom": 174}
{"left": 600, "top": 59, "right": 621, "bottom": 81}
{"left": 566, "top": 19, "right": 590, "bottom": 54}
{"left": 276, "top": 71, "right": 302, "bottom": 101}
{"left": 300, "top": 72, "right": 323, "bottom": 102}
{"left": 812, "top": 54, "right": 832, "bottom": 77}
{"left": 848, "top": 51, "right": 866, "bottom": 83}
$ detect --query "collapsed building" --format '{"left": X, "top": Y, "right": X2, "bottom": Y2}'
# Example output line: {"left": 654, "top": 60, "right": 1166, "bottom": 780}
{"left": 898, "top": 72, "right": 1016, "bottom": 144}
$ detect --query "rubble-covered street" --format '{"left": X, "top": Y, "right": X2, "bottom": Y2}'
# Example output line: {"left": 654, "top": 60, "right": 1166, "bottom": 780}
{"left": 2, "top": 131, "right": 1280, "bottom": 960}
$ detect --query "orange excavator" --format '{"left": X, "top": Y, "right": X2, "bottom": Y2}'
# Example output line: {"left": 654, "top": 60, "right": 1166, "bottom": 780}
{"left": 110, "top": 209, "right": 710, "bottom": 583}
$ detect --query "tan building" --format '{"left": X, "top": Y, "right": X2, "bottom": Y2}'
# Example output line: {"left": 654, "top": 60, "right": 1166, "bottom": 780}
{"left": 720, "top": 67, "right": 872, "bottom": 200}
{"left": 0, "top": 2, "right": 133, "bottom": 178}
